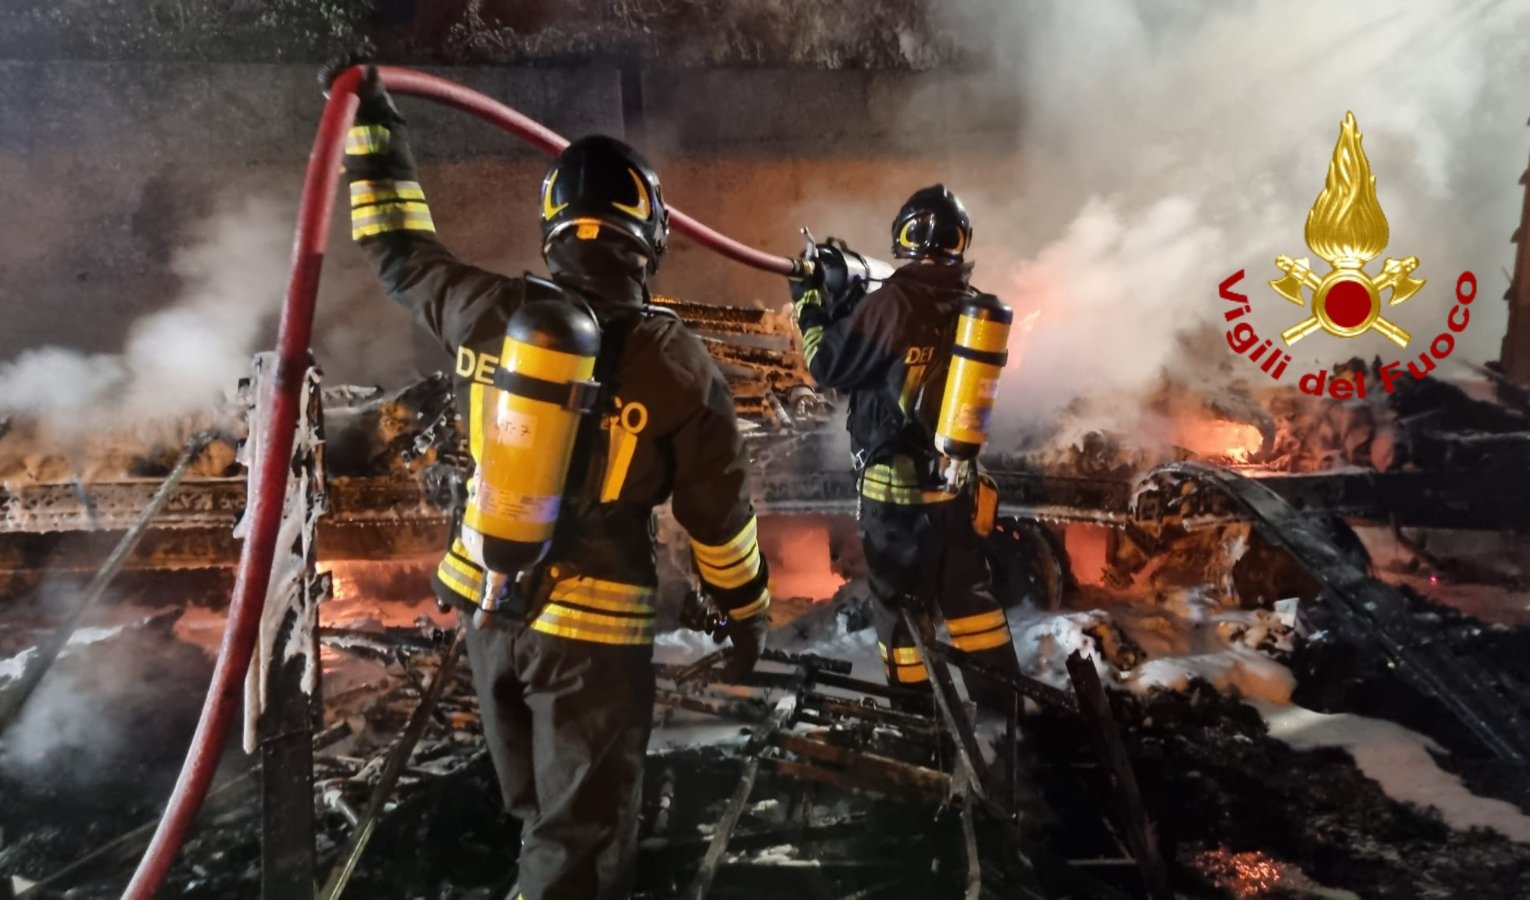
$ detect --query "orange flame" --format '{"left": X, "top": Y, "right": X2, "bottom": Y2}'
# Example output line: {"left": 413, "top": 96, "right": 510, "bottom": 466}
{"left": 758, "top": 517, "right": 847, "bottom": 602}
{"left": 1173, "top": 419, "right": 1264, "bottom": 463}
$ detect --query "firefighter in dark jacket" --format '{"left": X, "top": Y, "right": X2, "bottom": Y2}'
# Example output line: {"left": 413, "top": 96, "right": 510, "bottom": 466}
{"left": 792, "top": 185, "right": 1021, "bottom": 713}
{"left": 338, "top": 69, "right": 771, "bottom": 899}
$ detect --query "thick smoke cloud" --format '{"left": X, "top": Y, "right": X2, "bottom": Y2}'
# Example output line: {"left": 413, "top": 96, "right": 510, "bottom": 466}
{"left": 0, "top": 196, "right": 293, "bottom": 433}
{"left": 931, "top": 0, "right": 1530, "bottom": 445}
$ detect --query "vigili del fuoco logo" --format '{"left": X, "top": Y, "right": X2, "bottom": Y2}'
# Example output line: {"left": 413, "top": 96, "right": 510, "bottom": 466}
{"left": 1219, "top": 112, "right": 1477, "bottom": 399}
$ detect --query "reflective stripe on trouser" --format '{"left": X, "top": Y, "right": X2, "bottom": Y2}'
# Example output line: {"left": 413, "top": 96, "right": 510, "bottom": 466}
{"left": 860, "top": 493, "right": 1023, "bottom": 715}
{"left": 462, "top": 611, "right": 653, "bottom": 900}
{"left": 879, "top": 640, "right": 929, "bottom": 684}
{"left": 946, "top": 608, "right": 1012, "bottom": 652}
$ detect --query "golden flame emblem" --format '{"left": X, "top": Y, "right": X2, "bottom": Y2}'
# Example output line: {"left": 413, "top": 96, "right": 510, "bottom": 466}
{"left": 1269, "top": 112, "right": 1425, "bottom": 348}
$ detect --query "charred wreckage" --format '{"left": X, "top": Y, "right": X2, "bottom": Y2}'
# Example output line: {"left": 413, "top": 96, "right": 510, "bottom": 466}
{"left": 1, "top": 271, "right": 1529, "bottom": 898}
{"left": 4, "top": 65, "right": 1530, "bottom": 900}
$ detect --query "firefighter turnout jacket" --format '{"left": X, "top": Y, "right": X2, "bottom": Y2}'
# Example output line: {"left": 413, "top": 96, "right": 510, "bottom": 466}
{"left": 796, "top": 260, "right": 979, "bottom": 504}
{"left": 344, "top": 115, "right": 771, "bottom": 645}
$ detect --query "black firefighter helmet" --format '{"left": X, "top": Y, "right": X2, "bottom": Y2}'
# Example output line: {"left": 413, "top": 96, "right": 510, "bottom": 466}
{"left": 891, "top": 184, "right": 972, "bottom": 263}
{"left": 539, "top": 135, "right": 670, "bottom": 274}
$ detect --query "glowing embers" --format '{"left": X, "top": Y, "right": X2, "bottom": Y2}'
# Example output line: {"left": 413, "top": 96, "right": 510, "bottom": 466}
{"left": 1191, "top": 847, "right": 1288, "bottom": 898}
{"left": 1171, "top": 418, "right": 1265, "bottom": 464}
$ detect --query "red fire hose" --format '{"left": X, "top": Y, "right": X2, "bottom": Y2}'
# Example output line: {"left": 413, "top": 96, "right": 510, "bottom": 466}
{"left": 124, "top": 65, "right": 798, "bottom": 898}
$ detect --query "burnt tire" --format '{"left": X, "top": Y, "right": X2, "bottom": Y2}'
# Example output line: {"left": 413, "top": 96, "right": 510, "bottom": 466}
{"left": 986, "top": 516, "right": 1068, "bottom": 611}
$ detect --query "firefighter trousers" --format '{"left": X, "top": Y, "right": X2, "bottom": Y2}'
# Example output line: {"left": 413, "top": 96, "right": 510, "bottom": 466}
{"left": 461, "top": 615, "right": 654, "bottom": 900}
{"left": 860, "top": 494, "right": 1023, "bottom": 716}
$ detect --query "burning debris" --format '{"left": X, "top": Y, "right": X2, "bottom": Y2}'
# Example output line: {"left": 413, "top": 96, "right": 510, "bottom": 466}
{"left": 4, "top": 330, "right": 1530, "bottom": 899}
{"left": 4, "top": 6, "right": 1530, "bottom": 896}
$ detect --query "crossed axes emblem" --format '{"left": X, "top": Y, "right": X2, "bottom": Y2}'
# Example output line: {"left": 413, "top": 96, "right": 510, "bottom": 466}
{"left": 1270, "top": 253, "right": 1424, "bottom": 348}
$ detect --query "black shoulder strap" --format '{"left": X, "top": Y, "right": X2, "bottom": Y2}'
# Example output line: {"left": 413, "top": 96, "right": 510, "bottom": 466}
{"left": 543, "top": 300, "right": 643, "bottom": 556}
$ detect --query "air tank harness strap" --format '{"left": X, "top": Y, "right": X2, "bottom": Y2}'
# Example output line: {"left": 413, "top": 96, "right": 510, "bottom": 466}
{"left": 495, "top": 369, "right": 601, "bottom": 413}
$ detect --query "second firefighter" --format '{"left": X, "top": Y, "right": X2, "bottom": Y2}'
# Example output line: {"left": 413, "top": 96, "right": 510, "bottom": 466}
{"left": 791, "top": 185, "right": 1023, "bottom": 715}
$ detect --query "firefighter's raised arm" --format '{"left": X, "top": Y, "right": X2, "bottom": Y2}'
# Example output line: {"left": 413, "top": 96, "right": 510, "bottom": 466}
{"left": 668, "top": 346, "right": 771, "bottom": 679}
{"left": 336, "top": 65, "right": 513, "bottom": 353}
{"left": 794, "top": 281, "right": 909, "bottom": 392}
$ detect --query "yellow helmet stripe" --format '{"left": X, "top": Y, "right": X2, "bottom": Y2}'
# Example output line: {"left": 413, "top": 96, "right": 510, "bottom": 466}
{"left": 611, "top": 168, "right": 652, "bottom": 220}
{"left": 542, "top": 169, "right": 569, "bottom": 220}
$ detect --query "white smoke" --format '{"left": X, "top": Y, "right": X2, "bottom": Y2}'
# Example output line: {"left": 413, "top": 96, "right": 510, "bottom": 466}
{"left": 930, "top": 0, "right": 1530, "bottom": 443}
{"left": 0, "top": 195, "right": 292, "bottom": 432}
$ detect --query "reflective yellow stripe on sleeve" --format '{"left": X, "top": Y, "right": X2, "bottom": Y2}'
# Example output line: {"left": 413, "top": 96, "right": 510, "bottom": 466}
{"left": 350, "top": 179, "right": 426, "bottom": 206}
{"left": 692, "top": 518, "right": 764, "bottom": 589}
{"left": 352, "top": 201, "right": 436, "bottom": 240}
{"left": 344, "top": 124, "right": 391, "bottom": 156}
{"left": 692, "top": 517, "right": 759, "bottom": 565}
{"left": 801, "top": 325, "right": 825, "bottom": 367}
{"left": 435, "top": 548, "right": 484, "bottom": 603}
{"left": 727, "top": 588, "right": 771, "bottom": 622}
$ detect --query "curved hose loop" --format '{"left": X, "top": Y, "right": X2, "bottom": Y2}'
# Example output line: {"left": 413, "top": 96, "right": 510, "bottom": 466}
{"left": 125, "top": 66, "right": 795, "bottom": 898}
{"left": 376, "top": 66, "right": 798, "bottom": 276}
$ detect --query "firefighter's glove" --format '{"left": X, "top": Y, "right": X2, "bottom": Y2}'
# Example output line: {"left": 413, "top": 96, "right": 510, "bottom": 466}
{"left": 793, "top": 287, "right": 830, "bottom": 333}
{"left": 319, "top": 55, "right": 403, "bottom": 126}
{"left": 719, "top": 610, "right": 768, "bottom": 681}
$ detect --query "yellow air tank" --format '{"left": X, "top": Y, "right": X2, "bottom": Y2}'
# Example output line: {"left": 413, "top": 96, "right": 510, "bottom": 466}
{"left": 935, "top": 295, "right": 1012, "bottom": 460}
{"left": 465, "top": 300, "right": 601, "bottom": 577}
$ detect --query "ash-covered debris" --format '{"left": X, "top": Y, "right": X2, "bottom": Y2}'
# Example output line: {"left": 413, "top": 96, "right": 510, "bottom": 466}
{"left": 0, "top": 607, "right": 215, "bottom": 886}
{"left": 1116, "top": 684, "right": 1530, "bottom": 899}
{"left": 0, "top": 410, "right": 244, "bottom": 490}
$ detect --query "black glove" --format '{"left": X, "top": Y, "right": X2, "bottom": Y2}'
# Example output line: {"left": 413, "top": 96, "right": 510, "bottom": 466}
{"left": 318, "top": 52, "right": 402, "bottom": 124}
{"left": 719, "top": 612, "right": 768, "bottom": 681}
{"left": 318, "top": 44, "right": 376, "bottom": 92}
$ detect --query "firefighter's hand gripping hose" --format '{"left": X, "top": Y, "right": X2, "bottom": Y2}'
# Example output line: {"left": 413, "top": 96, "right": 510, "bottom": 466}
{"left": 125, "top": 66, "right": 802, "bottom": 898}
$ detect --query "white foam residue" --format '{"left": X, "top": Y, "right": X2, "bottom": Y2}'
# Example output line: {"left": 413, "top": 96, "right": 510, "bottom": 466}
{"left": 240, "top": 360, "right": 323, "bottom": 754}
{"left": 1256, "top": 701, "right": 1530, "bottom": 844}
{"left": 0, "top": 617, "right": 157, "bottom": 685}
{"left": 1125, "top": 647, "right": 1295, "bottom": 704}
{"left": 753, "top": 844, "right": 801, "bottom": 864}
{"left": 1009, "top": 609, "right": 1119, "bottom": 688}
{"left": 0, "top": 647, "right": 38, "bottom": 684}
